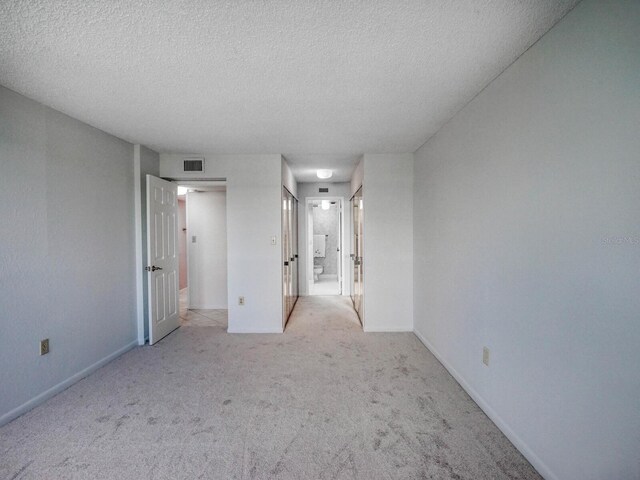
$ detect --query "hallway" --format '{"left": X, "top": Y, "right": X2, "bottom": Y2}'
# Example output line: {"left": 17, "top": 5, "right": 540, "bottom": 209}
{"left": 307, "top": 276, "right": 341, "bottom": 296}
{"left": 285, "top": 295, "right": 360, "bottom": 332}
{"left": 179, "top": 288, "right": 228, "bottom": 328}
{"left": 1, "top": 296, "right": 539, "bottom": 479}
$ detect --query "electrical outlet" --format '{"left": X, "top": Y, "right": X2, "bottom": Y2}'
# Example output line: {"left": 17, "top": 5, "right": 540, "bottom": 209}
{"left": 483, "top": 347, "right": 490, "bottom": 366}
{"left": 40, "top": 339, "right": 50, "bottom": 356}
{"left": 238, "top": 296, "right": 245, "bottom": 306}
{"left": 271, "top": 236, "right": 277, "bottom": 245}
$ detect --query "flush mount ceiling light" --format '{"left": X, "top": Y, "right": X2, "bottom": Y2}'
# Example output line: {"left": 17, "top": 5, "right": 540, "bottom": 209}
{"left": 177, "top": 186, "right": 189, "bottom": 196}
{"left": 321, "top": 200, "right": 330, "bottom": 210}
{"left": 316, "top": 169, "right": 332, "bottom": 179}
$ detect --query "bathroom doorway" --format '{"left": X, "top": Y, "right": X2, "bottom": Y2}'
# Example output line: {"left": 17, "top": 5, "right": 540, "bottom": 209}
{"left": 307, "top": 198, "right": 342, "bottom": 295}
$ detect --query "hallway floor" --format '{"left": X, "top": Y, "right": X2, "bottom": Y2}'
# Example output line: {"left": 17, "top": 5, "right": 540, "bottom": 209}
{"left": 308, "top": 275, "right": 341, "bottom": 295}
{"left": 1, "top": 296, "right": 540, "bottom": 480}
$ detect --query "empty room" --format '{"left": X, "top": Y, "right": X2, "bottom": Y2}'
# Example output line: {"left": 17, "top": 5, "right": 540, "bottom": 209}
{"left": 1, "top": 1, "right": 638, "bottom": 479}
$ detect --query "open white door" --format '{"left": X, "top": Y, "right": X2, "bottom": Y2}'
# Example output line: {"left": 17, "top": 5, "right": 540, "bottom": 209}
{"left": 146, "top": 175, "right": 180, "bottom": 345}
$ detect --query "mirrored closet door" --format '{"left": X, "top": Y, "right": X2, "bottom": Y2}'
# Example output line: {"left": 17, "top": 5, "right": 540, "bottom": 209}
{"left": 351, "top": 187, "right": 364, "bottom": 322}
{"left": 282, "top": 187, "right": 299, "bottom": 328}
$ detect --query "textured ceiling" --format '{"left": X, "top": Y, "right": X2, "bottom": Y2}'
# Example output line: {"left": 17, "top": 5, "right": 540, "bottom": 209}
{"left": 1, "top": 1, "right": 578, "bottom": 181}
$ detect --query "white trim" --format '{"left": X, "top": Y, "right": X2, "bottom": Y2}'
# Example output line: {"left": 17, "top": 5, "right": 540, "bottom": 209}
{"left": 227, "top": 327, "right": 284, "bottom": 334}
{"left": 0, "top": 340, "right": 138, "bottom": 427}
{"left": 412, "top": 328, "right": 556, "bottom": 480}
{"left": 174, "top": 179, "right": 227, "bottom": 188}
{"left": 133, "top": 145, "right": 145, "bottom": 346}
{"left": 185, "top": 194, "right": 191, "bottom": 310}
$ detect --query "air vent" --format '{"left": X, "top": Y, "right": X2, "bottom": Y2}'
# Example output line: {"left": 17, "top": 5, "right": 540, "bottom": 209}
{"left": 183, "top": 157, "right": 204, "bottom": 172}
{"left": 319, "top": 187, "right": 329, "bottom": 193}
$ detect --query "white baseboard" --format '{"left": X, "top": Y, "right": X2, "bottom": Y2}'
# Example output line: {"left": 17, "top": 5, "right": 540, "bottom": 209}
{"left": 0, "top": 340, "right": 138, "bottom": 427}
{"left": 412, "top": 328, "right": 556, "bottom": 480}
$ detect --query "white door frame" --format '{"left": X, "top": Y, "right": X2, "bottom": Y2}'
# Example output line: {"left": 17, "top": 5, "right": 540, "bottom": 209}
{"left": 305, "top": 197, "right": 344, "bottom": 295}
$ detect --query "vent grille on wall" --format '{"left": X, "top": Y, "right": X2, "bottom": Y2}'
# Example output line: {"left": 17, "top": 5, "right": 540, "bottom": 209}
{"left": 319, "top": 187, "right": 329, "bottom": 193}
{"left": 183, "top": 157, "right": 204, "bottom": 172}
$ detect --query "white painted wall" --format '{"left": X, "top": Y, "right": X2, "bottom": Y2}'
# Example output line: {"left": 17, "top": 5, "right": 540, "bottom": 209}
{"left": 361, "top": 154, "right": 413, "bottom": 332}
{"left": 177, "top": 198, "right": 188, "bottom": 290}
{"left": 281, "top": 157, "right": 297, "bottom": 199}
{"left": 0, "top": 86, "right": 137, "bottom": 425}
{"left": 160, "top": 154, "right": 283, "bottom": 333}
{"left": 187, "top": 191, "right": 228, "bottom": 309}
{"left": 350, "top": 156, "right": 364, "bottom": 197}
{"left": 297, "top": 182, "right": 352, "bottom": 296}
{"left": 413, "top": 2, "right": 640, "bottom": 479}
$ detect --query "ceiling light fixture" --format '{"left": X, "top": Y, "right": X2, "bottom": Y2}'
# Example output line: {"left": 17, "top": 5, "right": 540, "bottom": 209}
{"left": 317, "top": 169, "right": 332, "bottom": 179}
{"left": 321, "top": 200, "right": 331, "bottom": 210}
{"left": 177, "top": 186, "right": 189, "bottom": 196}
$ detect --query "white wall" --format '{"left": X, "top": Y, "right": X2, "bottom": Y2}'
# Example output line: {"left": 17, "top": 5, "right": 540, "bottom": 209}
{"left": 361, "top": 154, "right": 413, "bottom": 332}
{"left": 413, "top": 1, "right": 640, "bottom": 479}
{"left": 187, "top": 191, "right": 228, "bottom": 309}
{"left": 297, "top": 182, "right": 352, "bottom": 296}
{"left": 350, "top": 156, "right": 364, "bottom": 197}
{"left": 160, "top": 154, "right": 283, "bottom": 333}
{"left": 281, "top": 157, "right": 297, "bottom": 199}
{"left": 0, "top": 86, "right": 137, "bottom": 425}
{"left": 177, "top": 198, "right": 188, "bottom": 290}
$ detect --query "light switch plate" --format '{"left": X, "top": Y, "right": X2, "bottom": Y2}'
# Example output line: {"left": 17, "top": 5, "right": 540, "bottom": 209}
{"left": 40, "top": 339, "right": 50, "bottom": 356}
{"left": 483, "top": 347, "right": 490, "bottom": 366}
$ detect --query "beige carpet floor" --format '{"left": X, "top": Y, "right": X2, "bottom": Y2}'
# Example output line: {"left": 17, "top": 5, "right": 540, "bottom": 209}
{"left": 0, "top": 296, "right": 540, "bottom": 479}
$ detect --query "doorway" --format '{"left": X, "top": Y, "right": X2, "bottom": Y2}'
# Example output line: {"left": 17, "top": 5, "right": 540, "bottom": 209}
{"left": 176, "top": 182, "right": 228, "bottom": 329}
{"left": 307, "top": 198, "right": 342, "bottom": 296}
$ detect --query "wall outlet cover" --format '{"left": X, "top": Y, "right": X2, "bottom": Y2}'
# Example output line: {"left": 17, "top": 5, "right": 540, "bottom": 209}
{"left": 238, "top": 296, "right": 245, "bottom": 306}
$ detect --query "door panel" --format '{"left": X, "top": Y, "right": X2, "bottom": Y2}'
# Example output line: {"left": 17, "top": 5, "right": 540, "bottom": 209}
{"left": 147, "top": 175, "right": 180, "bottom": 345}
{"left": 282, "top": 188, "right": 299, "bottom": 328}
{"left": 351, "top": 187, "right": 364, "bottom": 323}
{"left": 292, "top": 198, "right": 298, "bottom": 300}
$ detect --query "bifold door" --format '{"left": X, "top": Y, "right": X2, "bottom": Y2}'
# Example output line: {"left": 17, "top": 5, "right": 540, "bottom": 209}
{"left": 351, "top": 187, "right": 364, "bottom": 322}
{"left": 282, "top": 187, "right": 299, "bottom": 328}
